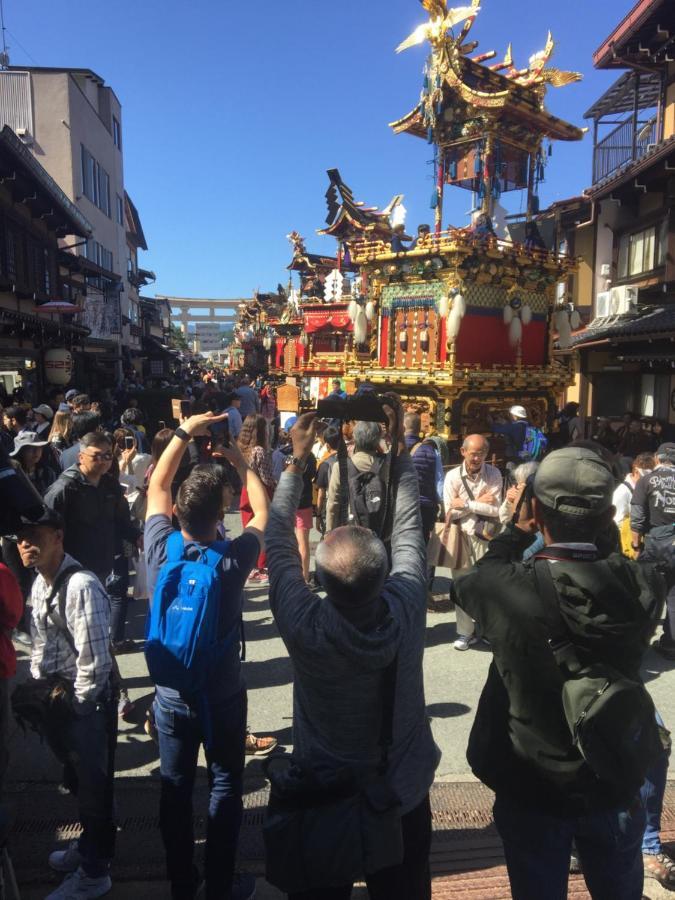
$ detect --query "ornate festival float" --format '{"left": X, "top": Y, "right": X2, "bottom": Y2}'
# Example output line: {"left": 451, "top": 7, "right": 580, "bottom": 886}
{"left": 236, "top": 0, "right": 584, "bottom": 436}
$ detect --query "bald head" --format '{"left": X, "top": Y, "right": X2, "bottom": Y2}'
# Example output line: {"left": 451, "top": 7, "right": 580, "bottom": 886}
{"left": 315, "top": 525, "right": 388, "bottom": 611}
{"left": 461, "top": 433, "right": 489, "bottom": 474}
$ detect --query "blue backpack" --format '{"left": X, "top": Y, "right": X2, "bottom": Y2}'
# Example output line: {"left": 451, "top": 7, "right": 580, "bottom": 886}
{"left": 519, "top": 425, "right": 548, "bottom": 462}
{"left": 145, "top": 532, "right": 241, "bottom": 696}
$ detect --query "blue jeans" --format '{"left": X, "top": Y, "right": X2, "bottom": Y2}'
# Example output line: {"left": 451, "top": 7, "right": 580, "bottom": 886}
{"left": 493, "top": 793, "right": 646, "bottom": 900}
{"left": 48, "top": 698, "right": 117, "bottom": 877}
{"left": 641, "top": 711, "right": 670, "bottom": 855}
{"left": 154, "top": 689, "right": 247, "bottom": 900}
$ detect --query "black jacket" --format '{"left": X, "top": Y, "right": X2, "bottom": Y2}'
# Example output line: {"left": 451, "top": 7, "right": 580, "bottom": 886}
{"left": 454, "top": 525, "right": 664, "bottom": 815}
{"left": 44, "top": 466, "right": 140, "bottom": 581}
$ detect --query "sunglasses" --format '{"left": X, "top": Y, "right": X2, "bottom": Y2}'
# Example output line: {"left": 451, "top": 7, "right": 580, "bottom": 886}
{"left": 82, "top": 452, "right": 113, "bottom": 462}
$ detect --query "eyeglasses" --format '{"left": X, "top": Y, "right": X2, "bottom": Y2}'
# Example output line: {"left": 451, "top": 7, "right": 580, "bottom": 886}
{"left": 82, "top": 452, "right": 113, "bottom": 462}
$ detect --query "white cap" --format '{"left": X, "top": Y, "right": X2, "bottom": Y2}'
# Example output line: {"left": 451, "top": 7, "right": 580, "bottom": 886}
{"left": 510, "top": 405, "right": 528, "bottom": 420}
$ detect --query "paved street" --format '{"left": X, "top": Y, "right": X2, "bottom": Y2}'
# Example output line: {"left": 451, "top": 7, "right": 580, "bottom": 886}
{"left": 7, "top": 509, "right": 675, "bottom": 897}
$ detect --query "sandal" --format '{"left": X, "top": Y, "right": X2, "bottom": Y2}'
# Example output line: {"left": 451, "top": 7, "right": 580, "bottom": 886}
{"left": 643, "top": 851, "right": 675, "bottom": 887}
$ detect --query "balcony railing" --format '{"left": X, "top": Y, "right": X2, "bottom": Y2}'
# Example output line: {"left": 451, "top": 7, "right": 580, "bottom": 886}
{"left": 593, "top": 118, "right": 657, "bottom": 184}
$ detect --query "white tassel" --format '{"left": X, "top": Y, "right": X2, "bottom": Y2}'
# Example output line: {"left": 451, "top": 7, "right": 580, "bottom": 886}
{"left": 447, "top": 306, "right": 462, "bottom": 341}
{"left": 521, "top": 304, "right": 532, "bottom": 326}
{"left": 353, "top": 308, "right": 367, "bottom": 344}
{"left": 503, "top": 305, "right": 513, "bottom": 324}
{"left": 365, "top": 300, "right": 375, "bottom": 321}
{"left": 453, "top": 293, "right": 466, "bottom": 318}
{"left": 556, "top": 310, "right": 572, "bottom": 349}
{"left": 347, "top": 299, "right": 359, "bottom": 322}
{"left": 509, "top": 316, "right": 522, "bottom": 346}
{"left": 399, "top": 329, "right": 408, "bottom": 350}
{"left": 438, "top": 294, "right": 449, "bottom": 319}
{"left": 570, "top": 309, "right": 581, "bottom": 330}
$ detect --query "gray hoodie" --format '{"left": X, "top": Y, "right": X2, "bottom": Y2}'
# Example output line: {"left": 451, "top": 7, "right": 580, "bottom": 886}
{"left": 265, "top": 454, "right": 440, "bottom": 814}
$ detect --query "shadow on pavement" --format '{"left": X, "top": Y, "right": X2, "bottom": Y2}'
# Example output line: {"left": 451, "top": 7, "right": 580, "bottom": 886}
{"left": 246, "top": 657, "right": 294, "bottom": 690}
{"left": 426, "top": 702, "right": 471, "bottom": 719}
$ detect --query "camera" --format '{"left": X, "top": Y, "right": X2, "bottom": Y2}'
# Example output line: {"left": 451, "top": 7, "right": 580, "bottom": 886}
{"left": 316, "top": 392, "right": 388, "bottom": 424}
{"left": 511, "top": 473, "right": 535, "bottom": 525}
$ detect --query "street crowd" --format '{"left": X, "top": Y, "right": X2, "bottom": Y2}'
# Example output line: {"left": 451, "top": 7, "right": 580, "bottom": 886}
{"left": 0, "top": 371, "right": 674, "bottom": 900}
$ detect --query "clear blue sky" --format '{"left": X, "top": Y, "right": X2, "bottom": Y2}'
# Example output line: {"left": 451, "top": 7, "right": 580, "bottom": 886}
{"left": 12, "top": 0, "right": 627, "bottom": 299}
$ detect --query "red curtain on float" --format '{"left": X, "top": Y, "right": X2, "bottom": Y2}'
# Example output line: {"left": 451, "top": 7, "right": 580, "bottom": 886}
{"left": 304, "top": 311, "right": 353, "bottom": 333}
{"left": 296, "top": 339, "right": 305, "bottom": 363}
{"left": 379, "top": 317, "right": 390, "bottom": 368}
{"left": 275, "top": 338, "right": 285, "bottom": 369}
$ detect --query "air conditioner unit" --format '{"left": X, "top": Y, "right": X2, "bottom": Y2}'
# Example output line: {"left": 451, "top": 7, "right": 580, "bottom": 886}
{"left": 595, "top": 291, "right": 611, "bottom": 318}
{"left": 609, "top": 285, "right": 638, "bottom": 315}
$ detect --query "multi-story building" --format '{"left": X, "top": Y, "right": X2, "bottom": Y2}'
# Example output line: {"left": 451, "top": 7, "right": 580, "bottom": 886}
{"left": 569, "top": 0, "right": 675, "bottom": 422}
{"left": 0, "top": 66, "right": 150, "bottom": 383}
{"left": 0, "top": 124, "right": 91, "bottom": 397}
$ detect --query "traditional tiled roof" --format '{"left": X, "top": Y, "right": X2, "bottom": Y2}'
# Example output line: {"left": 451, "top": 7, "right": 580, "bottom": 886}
{"left": 571, "top": 304, "right": 675, "bottom": 347}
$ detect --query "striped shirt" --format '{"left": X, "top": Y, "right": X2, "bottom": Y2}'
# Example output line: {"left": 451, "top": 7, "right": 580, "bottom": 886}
{"left": 30, "top": 554, "right": 112, "bottom": 704}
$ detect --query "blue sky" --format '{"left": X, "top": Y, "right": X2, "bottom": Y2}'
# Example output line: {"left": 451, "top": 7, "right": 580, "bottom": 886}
{"left": 13, "top": 0, "right": 628, "bottom": 301}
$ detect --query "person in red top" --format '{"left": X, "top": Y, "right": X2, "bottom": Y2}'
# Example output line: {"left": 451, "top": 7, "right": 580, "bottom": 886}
{"left": 0, "top": 561, "right": 23, "bottom": 787}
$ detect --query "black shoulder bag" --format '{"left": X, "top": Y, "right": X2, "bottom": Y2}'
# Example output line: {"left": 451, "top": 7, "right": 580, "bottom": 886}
{"left": 533, "top": 557, "right": 661, "bottom": 796}
{"left": 263, "top": 656, "right": 402, "bottom": 892}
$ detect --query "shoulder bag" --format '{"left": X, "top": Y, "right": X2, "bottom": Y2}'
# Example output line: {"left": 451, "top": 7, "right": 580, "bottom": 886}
{"left": 263, "top": 657, "right": 402, "bottom": 893}
{"left": 533, "top": 557, "right": 661, "bottom": 796}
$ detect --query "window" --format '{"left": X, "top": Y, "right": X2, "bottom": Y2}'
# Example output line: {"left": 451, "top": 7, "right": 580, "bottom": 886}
{"left": 83, "top": 239, "right": 113, "bottom": 273}
{"left": 99, "top": 167, "right": 110, "bottom": 217}
{"left": 116, "top": 194, "right": 124, "bottom": 226}
{"left": 112, "top": 116, "right": 121, "bottom": 150}
{"left": 80, "top": 144, "right": 111, "bottom": 216}
{"left": 617, "top": 223, "right": 665, "bottom": 279}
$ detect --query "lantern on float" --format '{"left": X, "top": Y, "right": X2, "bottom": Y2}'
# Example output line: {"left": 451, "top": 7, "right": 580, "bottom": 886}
{"left": 44, "top": 348, "right": 73, "bottom": 385}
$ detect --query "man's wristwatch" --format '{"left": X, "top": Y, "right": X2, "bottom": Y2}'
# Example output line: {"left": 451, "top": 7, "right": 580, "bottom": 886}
{"left": 284, "top": 455, "right": 307, "bottom": 473}
{"left": 174, "top": 427, "right": 190, "bottom": 442}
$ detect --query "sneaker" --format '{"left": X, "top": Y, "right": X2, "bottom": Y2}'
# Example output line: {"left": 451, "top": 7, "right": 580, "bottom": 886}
{"left": 12, "top": 629, "right": 32, "bottom": 647}
{"left": 231, "top": 873, "right": 256, "bottom": 900}
{"left": 45, "top": 868, "right": 111, "bottom": 899}
{"left": 110, "top": 639, "right": 136, "bottom": 655}
{"left": 643, "top": 850, "right": 675, "bottom": 887}
{"left": 49, "top": 840, "right": 82, "bottom": 873}
{"left": 453, "top": 635, "right": 478, "bottom": 651}
{"left": 249, "top": 570, "right": 269, "bottom": 585}
{"left": 245, "top": 732, "right": 278, "bottom": 757}
{"left": 118, "top": 696, "right": 135, "bottom": 720}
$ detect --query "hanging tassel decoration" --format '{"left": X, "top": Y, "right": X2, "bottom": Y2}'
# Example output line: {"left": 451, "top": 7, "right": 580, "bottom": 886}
{"left": 509, "top": 316, "right": 523, "bottom": 346}
{"left": 570, "top": 309, "right": 581, "bottom": 330}
{"left": 448, "top": 159, "right": 458, "bottom": 180}
{"left": 521, "top": 304, "right": 532, "bottom": 326}
{"left": 447, "top": 305, "right": 462, "bottom": 341}
{"left": 503, "top": 305, "right": 513, "bottom": 324}
{"left": 453, "top": 293, "right": 466, "bottom": 318}
{"left": 365, "top": 300, "right": 375, "bottom": 322}
{"left": 347, "top": 299, "right": 359, "bottom": 322}
{"left": 353, "top": 308, "right": 368, "bottom": 345}
{"left": 399, "top": 328, "right": 408, "bottom": 351}
{"left": 556, "top": 310, "right": 572, "bottom": 349}
{"left": 430, "top": 188, "right": 438, "bottom": 209}
{"left": 438, "top": 294, "right": 449, "bottom": 319}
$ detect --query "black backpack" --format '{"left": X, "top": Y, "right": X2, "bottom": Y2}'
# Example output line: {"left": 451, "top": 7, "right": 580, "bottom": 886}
{"left": 347, "top": 457, "right": 387, "bottom": 532}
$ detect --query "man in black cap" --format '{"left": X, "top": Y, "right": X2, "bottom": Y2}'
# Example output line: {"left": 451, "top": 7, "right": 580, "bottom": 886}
{"left": 454, "top": 447, "right": 665, "bottom": 900}
{"left": 631, "top": 442, "right": 675, "bottom": 659}
{"left": 15, "top": 507, "right": 116, "bottom": 900}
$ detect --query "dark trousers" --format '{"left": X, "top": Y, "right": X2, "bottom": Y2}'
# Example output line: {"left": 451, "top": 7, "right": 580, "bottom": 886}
{"left": 493, "top": 793, "right": 646, "bottom": 900}
{"left": 47, "top": 698, "right": 117, "bottom": 877}
{"left": 107, "top": 555, "right": 130, "bottom": 645}
{"left": 154, "top": 689, "right": 247, "bottom": 900}
{"left": 288, "top": 794, "right": 432, "bottom": 900}
{"left": 420, "top": 505, "right": 438, "bottom": 589}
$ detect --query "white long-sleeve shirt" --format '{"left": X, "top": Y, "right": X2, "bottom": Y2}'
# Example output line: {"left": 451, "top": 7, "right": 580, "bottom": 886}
{"left": 443, "top": 462, "right": 502, "bottom": 536}
{"left": 613, "top": 475, "right": 637, "bottom": 526}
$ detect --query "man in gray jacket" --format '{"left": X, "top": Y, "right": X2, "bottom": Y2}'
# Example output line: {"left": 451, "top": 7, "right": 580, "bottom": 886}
{"left": 265, "top": 404, "right": 439, "bottom": 900}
